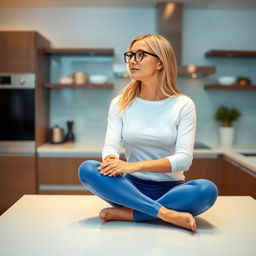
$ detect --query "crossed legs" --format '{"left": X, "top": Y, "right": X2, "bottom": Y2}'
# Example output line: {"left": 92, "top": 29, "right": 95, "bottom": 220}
{"left": 78, "top": 160, "right": 218, "bottom": 232}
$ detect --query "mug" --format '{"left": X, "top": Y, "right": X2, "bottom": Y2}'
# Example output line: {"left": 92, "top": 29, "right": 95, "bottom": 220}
{"left": 72, "top": 72, "right": 87, "bottom": 85}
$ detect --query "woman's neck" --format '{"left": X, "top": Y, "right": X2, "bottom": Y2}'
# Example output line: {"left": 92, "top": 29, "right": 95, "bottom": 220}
{"left": 139, "top": 77, "right": 166, "bottom": 101}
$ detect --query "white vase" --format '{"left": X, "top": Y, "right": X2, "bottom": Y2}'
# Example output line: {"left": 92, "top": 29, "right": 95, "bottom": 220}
{"left": 219, "top": 127, "right": 235, "bottom": 147}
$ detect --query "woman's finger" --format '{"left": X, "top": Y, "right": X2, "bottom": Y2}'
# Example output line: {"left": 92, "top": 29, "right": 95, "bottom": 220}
{"left": 100, "top": 164, "right": 117, "bottom": 175}
{"left": 104, "top": 166, "right": 122, "bottom": 176}
{"left": 102, "top": 165, "right": 119, "bottom": 175}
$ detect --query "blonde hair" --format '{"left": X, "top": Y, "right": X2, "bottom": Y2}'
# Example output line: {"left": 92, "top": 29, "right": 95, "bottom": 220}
{"left": 118, "top": 34, "right": 182, "bottom": 112}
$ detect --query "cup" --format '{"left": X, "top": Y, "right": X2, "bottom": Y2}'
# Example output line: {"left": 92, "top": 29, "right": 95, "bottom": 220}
{"left": 72, "top": 72, "right": 87, "bottom": 85}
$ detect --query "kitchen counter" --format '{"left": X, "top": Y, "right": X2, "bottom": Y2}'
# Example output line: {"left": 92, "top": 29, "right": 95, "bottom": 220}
{"left": 37, "top": 142, "right": 256, "bottom": 174}
{"left": 37, "top": 142, "right": 104, "bottom": 157}
{"left": 0, "top": 195, "right": 255, "bottom": 256}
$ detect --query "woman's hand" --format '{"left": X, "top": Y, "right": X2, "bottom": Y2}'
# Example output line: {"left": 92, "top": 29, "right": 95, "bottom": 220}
{"left": 98, "top": 159, "right": 140, "bottom": 177}
{"left": 104, "top": 154, "right": 119, "bottom": 161}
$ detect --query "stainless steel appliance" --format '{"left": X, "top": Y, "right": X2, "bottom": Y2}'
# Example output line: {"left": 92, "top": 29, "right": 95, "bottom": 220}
{"left": 0, "top": 73, "right": 36, "bottom": 154}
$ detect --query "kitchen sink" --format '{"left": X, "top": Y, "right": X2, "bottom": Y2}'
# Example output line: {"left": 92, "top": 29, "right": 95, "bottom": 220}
{"left": 239, "top": 153, "right": 256, "bottom": 157}
{"left": 194, "top": 142, "right": 211, "bottom": 149}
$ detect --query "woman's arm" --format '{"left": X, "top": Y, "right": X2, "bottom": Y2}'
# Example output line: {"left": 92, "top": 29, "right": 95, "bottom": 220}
{"left": 102, "top": 97, "right": 122, "bottom": 160}
{"left": 166, "top": 99, "right": 196, "bottom": 172}
{"left": 98, "top": 157, "right": 171, "bottom": 176}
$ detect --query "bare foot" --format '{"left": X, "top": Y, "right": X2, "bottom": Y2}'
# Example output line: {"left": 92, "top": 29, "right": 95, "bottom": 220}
{"left": 157, "top": 206, "right": 196, "bottom": 232}
{"left": 99, "top": 207, "right": 134, "bottom": 222}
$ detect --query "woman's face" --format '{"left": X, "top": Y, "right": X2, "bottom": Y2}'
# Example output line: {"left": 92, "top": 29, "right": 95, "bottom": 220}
{"left": 128, "top": 40, "right": 162, "bottom": 81}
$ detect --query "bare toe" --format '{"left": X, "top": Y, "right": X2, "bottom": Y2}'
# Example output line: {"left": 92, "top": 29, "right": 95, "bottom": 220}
{"left": 99, "top": 207, "right": 113, "bottom": 222}
{"left": 157, "top": 206, "right": 197, "bottom": 232}
{"left": 99, "top": 207, "right": 134, "bottom": 222}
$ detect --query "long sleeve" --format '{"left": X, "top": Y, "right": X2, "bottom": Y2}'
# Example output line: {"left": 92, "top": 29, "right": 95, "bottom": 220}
{"left": 166, "top": 99, "right": 196, "bottom": 172}
{"left": 102, "top": 97, "right": 123, "bottom": 160}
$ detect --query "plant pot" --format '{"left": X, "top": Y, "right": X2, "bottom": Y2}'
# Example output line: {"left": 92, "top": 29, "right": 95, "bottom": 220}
{"left": 219, "top": 126, "right": 235, "bottom": 147}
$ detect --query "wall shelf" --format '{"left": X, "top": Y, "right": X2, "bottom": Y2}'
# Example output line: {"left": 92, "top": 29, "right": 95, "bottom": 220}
{"left": 44, "top": 83, "right": 114, "bottom": 89}
{"left": 205, "top": 50, "right": 256, "bottom": 58}
{"left": 178, "top": 66, "right": 216, "bottom": 77}
{"left": 45, "top": 48, "right": 114, "bottom": 56}
{"left": 204, "top": 84, "right": 256, "bottom": 90}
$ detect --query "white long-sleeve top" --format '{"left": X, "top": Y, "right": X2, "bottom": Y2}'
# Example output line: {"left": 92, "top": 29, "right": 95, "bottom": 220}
{"left": 102, "top": 94, "right": 196, "bottom": 181}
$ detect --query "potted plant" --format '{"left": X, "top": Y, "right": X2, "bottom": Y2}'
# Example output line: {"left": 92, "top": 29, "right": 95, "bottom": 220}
{"left": 214, "top": 106, "right": 241, "bottom": 147}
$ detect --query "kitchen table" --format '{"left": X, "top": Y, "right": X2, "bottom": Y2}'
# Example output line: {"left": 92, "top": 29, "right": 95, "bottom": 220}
{"left": 0, "top": 195, "right": 255, "bottom": 256}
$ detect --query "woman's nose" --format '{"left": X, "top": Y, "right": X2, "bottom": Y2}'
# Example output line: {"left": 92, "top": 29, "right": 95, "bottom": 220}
{"left": 130, "top": 55, "right": 137, "bottom": 64}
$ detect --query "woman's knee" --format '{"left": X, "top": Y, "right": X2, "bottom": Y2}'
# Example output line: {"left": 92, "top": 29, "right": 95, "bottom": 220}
{"left": 78, "top": 160, "right": 101, "bottom": 183}
{"left": 189, "top": 179, "right": 218, "bottom": 204}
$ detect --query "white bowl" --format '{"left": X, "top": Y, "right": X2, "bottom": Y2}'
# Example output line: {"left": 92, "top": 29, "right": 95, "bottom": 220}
{"left": 89, "top": 75, "right": 107, "bottom": 84}
{"left": 217, "top": 76, "right": 236, "bottom": 85}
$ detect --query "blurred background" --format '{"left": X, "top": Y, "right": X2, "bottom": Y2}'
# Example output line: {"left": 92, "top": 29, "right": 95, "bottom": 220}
{"left": 1, "top": 0, "right": 255, "bottom": 144}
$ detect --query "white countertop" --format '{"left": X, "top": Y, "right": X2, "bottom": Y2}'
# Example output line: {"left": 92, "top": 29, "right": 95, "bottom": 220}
{"left": 37, "top": 142, "right": 256, "bottom": 173}
{"left": 0, "top": 195, "right": 255, "bottom": 256}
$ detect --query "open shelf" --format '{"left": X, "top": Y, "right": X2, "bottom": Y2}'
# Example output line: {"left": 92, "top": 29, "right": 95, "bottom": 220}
{"left": 204, "top": 84, "right": 256, "bottom": 90}
{"left": 45, "top": 48, "right": 114, "bottom": 56}
{"left": 178, "top": 66, "right": 216, "bottom": 77}
{"left": 44, "top": 83, "right": 114, "bottom": 89}
{"left": 205, "top": 50, "right": 256, "bottom": 58}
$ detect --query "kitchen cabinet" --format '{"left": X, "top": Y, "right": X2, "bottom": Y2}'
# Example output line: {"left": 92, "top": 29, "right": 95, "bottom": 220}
{"left": 37, "top": 157, "right": 101, "bottom": 195}
{"left": 0, "top": 31, "right": 49, "bottom": 73}
{"left": 0, "top": 155, "right": 36, "bottom": 215}
{"left": 0, "top": 31, "right": 51, "bottom": 147}
{"left": 185, "top": 157, "right": 221, "bottom": 190}
{"left": 38, "top": 157, "right": 221, "bottom": 195}
{"left": 220, "top": 156, "right": 256, "bottom": 199}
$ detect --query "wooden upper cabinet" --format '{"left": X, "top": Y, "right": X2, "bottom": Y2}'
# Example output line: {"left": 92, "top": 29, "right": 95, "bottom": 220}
{"left": 0, "top": 31, "right": 40, "bottom": 73}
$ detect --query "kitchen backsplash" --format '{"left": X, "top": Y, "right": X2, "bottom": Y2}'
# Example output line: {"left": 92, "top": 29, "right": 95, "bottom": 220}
{"left": 49, "top": 76, "right": 256, "bottom": 146}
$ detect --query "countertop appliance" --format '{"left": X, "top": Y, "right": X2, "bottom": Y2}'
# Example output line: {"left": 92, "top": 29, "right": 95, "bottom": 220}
{"left": 0, "top": 73, "right": 36, "bottom": 154}
{"left": 50, "top": 125, "right": 65, "bottom": 144}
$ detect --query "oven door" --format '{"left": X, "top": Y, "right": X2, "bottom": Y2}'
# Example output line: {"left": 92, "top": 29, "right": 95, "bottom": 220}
{"left": 0, "top": 89, "right": 35, "bottom": 154}
{"left": 0, "top": 89, "right": 35, "bottom": 141}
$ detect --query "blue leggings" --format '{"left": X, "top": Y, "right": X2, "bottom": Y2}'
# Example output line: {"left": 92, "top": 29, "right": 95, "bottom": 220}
{"left": 78, "top": 160, "right": 218, "bottom": 221}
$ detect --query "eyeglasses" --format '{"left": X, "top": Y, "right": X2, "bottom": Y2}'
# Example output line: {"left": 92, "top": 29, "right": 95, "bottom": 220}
{"left": 124, "top": 50, "right": 159, "bottom": 63}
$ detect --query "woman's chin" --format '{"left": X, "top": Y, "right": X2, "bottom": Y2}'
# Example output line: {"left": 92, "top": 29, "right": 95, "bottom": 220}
{"left": 130, "top": 74, "right": 141, "bottom": 80}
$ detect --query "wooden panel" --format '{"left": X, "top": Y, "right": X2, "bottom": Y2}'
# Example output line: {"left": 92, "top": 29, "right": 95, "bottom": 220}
{"left": 185, "top": 158, "right": 220, "bottom": 188}
{"left": 205, "top": 49, "right": 256, "bottom": 58}
{"left": 44, "top": 83, "right": 114, "bottom": 89}
{"left": 38, "top": 190, "right": 93, "bottom": 195}
{"left": 0, "top": 156, "right": 36, "bottom": 215}
{"left": 38, "top": 157, "right": 101, "bottom": 185}
{"left": 45, "top": 48, "right": 114, "bottom": 56}
{"left": 35, "top": 33, "right": 50, "bottom": 148}
{"left": 221, "top": 157, "right": 256, "bottom": 199}
{"left": 0, "top": 31, "right": 36, "bottom": 72}
{"left": 204, "top": 84, "right": 256, "bottom": 90}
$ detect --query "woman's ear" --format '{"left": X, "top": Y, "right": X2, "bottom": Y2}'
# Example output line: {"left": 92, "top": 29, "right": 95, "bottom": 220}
{"left": 157, "top": 61, "right": 164, "bottom": 70}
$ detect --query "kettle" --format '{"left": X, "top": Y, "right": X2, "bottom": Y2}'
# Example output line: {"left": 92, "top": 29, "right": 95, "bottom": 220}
{"left": 50, "top": 125, "right": 65, "bottom": 144}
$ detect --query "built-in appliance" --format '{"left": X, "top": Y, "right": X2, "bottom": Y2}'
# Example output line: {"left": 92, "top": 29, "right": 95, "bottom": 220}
{"left": 0, "top": 73, "right": 36, "bottom": 154}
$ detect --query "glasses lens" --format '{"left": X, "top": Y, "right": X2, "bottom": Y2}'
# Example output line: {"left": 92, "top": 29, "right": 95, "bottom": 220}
{"left": 135, "top": 51, "right": 144, "bottom": 62}
{"left": 124, "top": 52, "right": 133, "bottom": 63}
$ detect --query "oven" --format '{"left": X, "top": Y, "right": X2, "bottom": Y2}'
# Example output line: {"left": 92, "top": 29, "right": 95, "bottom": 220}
{"left": 0, "top": 73, "right": 36, "bottom": 154}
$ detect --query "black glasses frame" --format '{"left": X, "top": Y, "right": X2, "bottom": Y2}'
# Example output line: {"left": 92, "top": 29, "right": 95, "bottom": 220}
{"left": 124, "top": 50, "right": 159, "bottom": 63}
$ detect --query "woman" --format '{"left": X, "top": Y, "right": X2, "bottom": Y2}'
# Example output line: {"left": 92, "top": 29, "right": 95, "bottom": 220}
{"left": 79, "top": 34, "right": 218, "bottom": 232}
